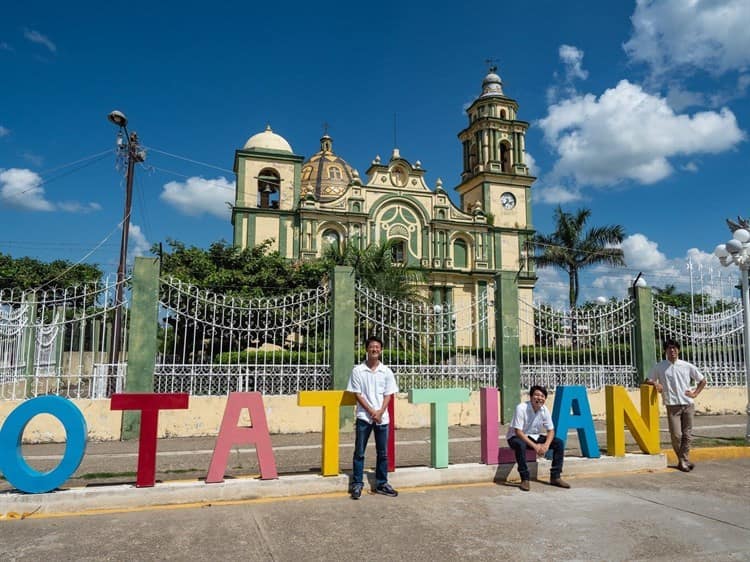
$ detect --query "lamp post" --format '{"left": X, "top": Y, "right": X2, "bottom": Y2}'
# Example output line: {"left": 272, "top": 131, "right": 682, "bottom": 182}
{"left": 107, "top": 110, "right": 145, "bottom": 393}
{"left": 714, "top": 226, "right": 750, "bottom": 442}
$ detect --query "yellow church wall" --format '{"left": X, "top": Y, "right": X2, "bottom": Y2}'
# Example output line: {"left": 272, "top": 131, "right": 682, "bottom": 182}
{"left": 500, "top": 234, "right": 520, "bottom": 270}
{"left": 255, "top": 216, "right": 280, "bottom": 251}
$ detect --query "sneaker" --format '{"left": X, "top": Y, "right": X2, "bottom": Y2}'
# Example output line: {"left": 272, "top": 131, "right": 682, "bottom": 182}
{"left": 676, "top": 462, "right": 691, "bottom": 473}
{"left": 375, "top": 483, "right": 398, "bottom": 497}
{"left": 550, "top": 477, "right": 571, "bottom": 489}
{"left": 686, "top": 461, "right": 695, "bottom": 471}
{"left": 350, "top": 484, "right": 363, "bottom": 500}
{"left": 519, "top": 480, "right": 530, "bottom": 492}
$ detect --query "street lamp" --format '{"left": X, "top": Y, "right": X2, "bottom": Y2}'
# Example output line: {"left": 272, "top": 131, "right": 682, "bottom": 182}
{"left": 714, "top": 226, "right": 750, "bottom": 442}
{"left": 107, "top": 110, "right": 145, "bottom": 393}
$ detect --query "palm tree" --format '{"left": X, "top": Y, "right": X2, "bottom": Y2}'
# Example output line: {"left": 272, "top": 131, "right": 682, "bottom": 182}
{"left": 323, "top": 239, "right": 425, "bottom": 302}
{"left": 534, "top": 206, "right": 625, "bottom": 308}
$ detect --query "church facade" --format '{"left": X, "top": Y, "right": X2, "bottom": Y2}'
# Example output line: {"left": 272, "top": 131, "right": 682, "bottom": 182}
{"left": 231, "top": 68, "right": 537, "bottom": 347}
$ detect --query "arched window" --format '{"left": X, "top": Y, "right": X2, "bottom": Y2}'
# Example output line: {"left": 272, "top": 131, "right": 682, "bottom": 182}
{"left": 453, "top": 239, "right": 468, "bottom": 268}
{"left": 500, "top": 142, "right": 511, "bottom": 173}
{"left": 322, "top": 229, "right": 340, "bottom": 252}
{"left": 328, "top": 167, "right": 342, "bottom": 180}
{"left": 258, "top": 168, "right": 281, "bottom": 209}
{"left": 392, "top": 240, "right": 407, "bottom": 264}
{"left": 500, "top": 109, "right": 507, "bottom": 119}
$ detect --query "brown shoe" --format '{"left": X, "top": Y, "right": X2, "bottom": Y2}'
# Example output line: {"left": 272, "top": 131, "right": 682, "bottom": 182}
{"left": 519, "top": 480, "right": 530, "bottom": 492}
{"left": 550, "top": 477, "right": 571, "bottom": 489}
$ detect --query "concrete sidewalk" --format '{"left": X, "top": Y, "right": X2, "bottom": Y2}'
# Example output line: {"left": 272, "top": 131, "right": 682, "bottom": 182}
{"left": 1, "top": 414, "right": 747, "bottom": 517}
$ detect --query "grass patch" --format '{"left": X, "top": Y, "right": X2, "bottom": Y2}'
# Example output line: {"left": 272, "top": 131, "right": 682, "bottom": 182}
{"left": 693, "top": 436, "right": 749, "bottom": 447}
{"left": 81, "top": 471, "right": 137, "bottom": 480}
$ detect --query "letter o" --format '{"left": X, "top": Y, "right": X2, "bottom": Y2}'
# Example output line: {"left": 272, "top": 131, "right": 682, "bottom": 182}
{"left": 0, "top": 395, "right": 87, "bottom": 494}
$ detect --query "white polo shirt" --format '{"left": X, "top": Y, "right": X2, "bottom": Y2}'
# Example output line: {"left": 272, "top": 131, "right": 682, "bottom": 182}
{"left": 346, "top": 361, "right": 398, "bottom": 425}
{"left": 506, "top": 401, "right": 554, "bottom": 441}
{"left": 648, "top": 359, "right": 705, "bottom": 406}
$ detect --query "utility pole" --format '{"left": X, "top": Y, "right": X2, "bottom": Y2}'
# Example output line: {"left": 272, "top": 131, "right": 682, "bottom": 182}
{"left": 107, "top": 111, "right": 145, "bottom": 394}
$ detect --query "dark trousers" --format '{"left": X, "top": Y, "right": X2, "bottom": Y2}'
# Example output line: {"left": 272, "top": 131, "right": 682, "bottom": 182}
{"left": 508, "top": 435, "right": 565, "bottom": 480}
{"left": 352, "top": 418, "right": 389, "bottom": 487}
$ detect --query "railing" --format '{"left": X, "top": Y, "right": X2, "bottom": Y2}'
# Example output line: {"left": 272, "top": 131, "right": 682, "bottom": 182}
{"left": 519, "top": 298, "right": 638, "bottom": 389}
{"left": 354, "top": 281, "right": 495, "bottom": 390}
{"left": 654, "top": 297, "right": 746, "bottom": 386}
{"left": 156, "top": 278, "right": 332, "bottom": 395}
{"left": 0, "top": 278, "right": 127, "bottom": 400}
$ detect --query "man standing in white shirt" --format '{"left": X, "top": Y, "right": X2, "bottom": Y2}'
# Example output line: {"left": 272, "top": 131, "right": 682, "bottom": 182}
{"left": 346, "top": 335, "right": 399, "bottom": 499}
{"left": 506, "top": 385, "right": 570, "bottom": 492}
{"left": 647, "top": 339, "right": 707, "bottom": 472}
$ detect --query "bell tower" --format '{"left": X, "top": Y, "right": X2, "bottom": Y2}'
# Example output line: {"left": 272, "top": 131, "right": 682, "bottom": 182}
{"left": 455, "top": 66, "right": 535, "bottom": 280}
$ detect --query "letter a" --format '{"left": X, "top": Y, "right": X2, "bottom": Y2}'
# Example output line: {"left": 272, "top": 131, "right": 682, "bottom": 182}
{"left": 206, "top": 392, "right": 278, "bottom": 482}
{"left": 551, "top": 385, "right": 600, "bottom": 458}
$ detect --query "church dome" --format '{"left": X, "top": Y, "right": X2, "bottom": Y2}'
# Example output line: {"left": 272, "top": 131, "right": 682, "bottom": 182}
{"left": 243, "top": 125, "right": 293, "bottom": 153}
{"left": 480, "top": 66, "right": 504, "bottom": 97}
{"left": 300, "top": 134, "right": 355, "bottom": 201}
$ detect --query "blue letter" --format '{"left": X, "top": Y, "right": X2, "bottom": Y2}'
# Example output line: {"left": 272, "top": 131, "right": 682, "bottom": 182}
{"left": 0, "top": 396, "right": 87, "bottom": 493}
{"left": 551, "top": 385, "right": 600, "bottom": 458}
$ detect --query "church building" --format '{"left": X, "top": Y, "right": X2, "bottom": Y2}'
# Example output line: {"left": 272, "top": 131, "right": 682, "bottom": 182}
{"left": 231, "top": 67, "right": 537, "bottom": 346}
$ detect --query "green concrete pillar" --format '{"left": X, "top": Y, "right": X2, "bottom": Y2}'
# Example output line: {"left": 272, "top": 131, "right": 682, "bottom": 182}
{"left": 331, "top": 265, "right": 355, "bottom": 428}
{"left": 495, "top": 271, "right": 520, "bottom": 423}
{"left": 121, "top": 257, "right": 160, "bottom": 440}
{"left": 631, "top": 285, "right": 657, "bottom": 383}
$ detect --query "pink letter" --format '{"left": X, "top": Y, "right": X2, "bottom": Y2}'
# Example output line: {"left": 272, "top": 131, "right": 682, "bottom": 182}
{"left": 480, "top": 387, "right": 499, "bottom": 464}
{"left": 206, "top": 392, "right": 278, "bottom": 482}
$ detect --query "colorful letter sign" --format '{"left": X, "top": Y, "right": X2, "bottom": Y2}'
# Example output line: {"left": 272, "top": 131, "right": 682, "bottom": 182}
{"left": 0, "top": 396, "right": 87, "bottom": 494}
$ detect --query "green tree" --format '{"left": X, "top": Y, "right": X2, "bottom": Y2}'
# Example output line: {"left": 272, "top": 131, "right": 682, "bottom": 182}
{"left": 322, "top": 238, "right": 425, "bottom": 302}
{"left": 157, "top": 238, "right": 328, "bottom": 298}
{"left": 534, "top": 206, "right": 625, "bottom": 308}
{"left": 653, "top": 284, "right": 732, "bottom": 314}
{"left": 0, "top": 253, "right": 102, "bottom": 292}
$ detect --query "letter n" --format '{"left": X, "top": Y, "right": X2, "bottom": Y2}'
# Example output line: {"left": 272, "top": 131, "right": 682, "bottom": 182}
{"left": 605, "top": 384, "right": 660, "bottom": 456}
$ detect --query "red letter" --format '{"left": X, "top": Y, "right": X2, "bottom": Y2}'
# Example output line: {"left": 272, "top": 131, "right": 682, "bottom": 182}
{"left": 110, "top": 393, "right": 189, "bottom": 487}
{"left": 206, "top": 392, "right": 277, "bottom": 483}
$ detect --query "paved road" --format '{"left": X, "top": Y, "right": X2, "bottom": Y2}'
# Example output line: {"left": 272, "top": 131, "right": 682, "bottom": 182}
{"left": 1, "top": 458, "right": 748, "bottom": 561}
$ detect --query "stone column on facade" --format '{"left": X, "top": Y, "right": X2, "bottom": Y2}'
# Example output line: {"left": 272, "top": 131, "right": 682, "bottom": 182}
{"left": 331, "top": 266, "right": 355, "bottom": 428}
{"left": 630, "top": 285, "right": 657, "bottom": 383}
{"left": 494, "top": 270, "right": 521, "bottom": 423}
{"left": 121, "top": 257, "right": 161, "bottom": 440}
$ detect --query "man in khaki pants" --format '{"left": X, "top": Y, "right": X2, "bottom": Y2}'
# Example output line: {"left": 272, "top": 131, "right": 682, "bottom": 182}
{"left": 647, "top": 339, "right": 707, "bottom": 472}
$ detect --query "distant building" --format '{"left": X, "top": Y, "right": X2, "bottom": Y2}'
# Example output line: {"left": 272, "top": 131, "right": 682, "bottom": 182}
{"left": 231, "top": 67, "right": 537, "bottom": 347}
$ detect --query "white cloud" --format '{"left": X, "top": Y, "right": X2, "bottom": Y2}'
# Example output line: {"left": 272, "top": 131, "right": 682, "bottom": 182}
{"left": 547, "top": 45, "right": 588, "bottom": 104}
{"left": 23, "top": 29, "right": 56, "bottom": 53}
{"left": 0, "top": 167, "right": 100, "bottom": 213}
{"left": 0, "top": 125, "right": 9, "bottom": 137}
{"left": 681, "top": 161, "right": 698, "bottom": 172}
{"left": 534, "top": 184, "right": 583, "bottom": 205}
{"left": 621, "top": 233, "right": 668, "bottom": 270}
{"left": 0, "top": 168, "right": 54, "bottom": 211}
{"left": 624, "top": 0, "right": 750, "bottom": 76}
{"left": 524, "top": 151, "right": 538, "bottom": 176}
{"left": 160, "top": 176, "right": 234, "bottom": 218}
{"left": 21, "top": 151, "right": 43, "bottom": 167}
{"left": 58, "top": 201, "right": 102, "bottom": 213}
{"left": 559, "top": 45, "right": 589, "bottom": 81}
{"left": 538, "top": 80, "right": 745, "bottom": 187}
{"left": 0, "top": 42, "right": 13, "bottom": 52}
{"left": 127, "top": 223, "right": 151, "bottom": 261}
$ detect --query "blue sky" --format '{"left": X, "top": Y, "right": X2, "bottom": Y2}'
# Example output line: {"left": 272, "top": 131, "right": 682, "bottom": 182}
{"left": 1, "top": 0, "right": 749, "bottom": 306}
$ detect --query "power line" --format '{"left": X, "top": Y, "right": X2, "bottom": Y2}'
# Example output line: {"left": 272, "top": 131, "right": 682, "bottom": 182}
{"left": 143, "top": 146, "right": 235, "bottom": 175}
{"left": 147, "top": 164, "right": 235, "bottom": 191}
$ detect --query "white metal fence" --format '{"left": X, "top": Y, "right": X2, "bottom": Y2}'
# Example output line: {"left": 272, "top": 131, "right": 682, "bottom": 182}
{"left": 0, "top": 278, "right": 127, "bottom": 400}
{"left": 519, "top": 298, "right": 638, "bottom": 389}
{"left": 653, "top": 297, "right": 746, "bottom": 387}
{"left": 155, "top": 277, "right": 331, "bottom": 395}
{"left": 354, "top": 281, "right": 495, "bottom": 390}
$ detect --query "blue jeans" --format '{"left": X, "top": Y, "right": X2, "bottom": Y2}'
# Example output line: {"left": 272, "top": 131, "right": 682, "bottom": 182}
{"left": 508, "top": 435, "right": 565, "bottom": 480}
{"left": 352, "top": 418, "right": 389, "bottom": 487}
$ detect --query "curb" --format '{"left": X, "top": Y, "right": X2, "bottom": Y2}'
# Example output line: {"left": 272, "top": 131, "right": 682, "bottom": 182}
{"left": 0, "top": 454, "right": 666, "bottom": 519}
{"left": 663, "top": 446, "right": 750, "bottom": 465}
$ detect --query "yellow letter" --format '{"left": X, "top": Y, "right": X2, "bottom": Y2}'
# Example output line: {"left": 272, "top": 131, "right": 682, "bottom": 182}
{"left": 605, "top": 384, "right": 660, "bottom": 456}
{"left": 298, "top": 391, "right": 357, "bottom": 476}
